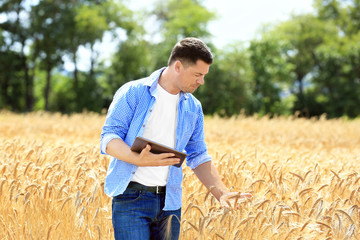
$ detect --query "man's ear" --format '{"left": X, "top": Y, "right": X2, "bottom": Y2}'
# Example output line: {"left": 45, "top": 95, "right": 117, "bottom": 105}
{"left": 174, "top": 60, "right": 182, "bottom": 73}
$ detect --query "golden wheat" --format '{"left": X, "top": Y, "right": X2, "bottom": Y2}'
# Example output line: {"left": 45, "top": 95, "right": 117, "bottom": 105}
{"left": 0, "top": 111, "right": 360, "bottom": 239}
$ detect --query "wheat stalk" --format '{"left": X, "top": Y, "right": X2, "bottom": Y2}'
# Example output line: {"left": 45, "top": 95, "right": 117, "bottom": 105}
{"left": 1, "top": 112, "right": 360, "bottom": 239}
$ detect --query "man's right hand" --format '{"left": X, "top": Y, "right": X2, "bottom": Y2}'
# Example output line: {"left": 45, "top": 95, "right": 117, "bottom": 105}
{"left": 106, "top": 139, "right": 180, "bottom": 167}
{"left": 136, "top": 144, "right": 181, "bottom": 167}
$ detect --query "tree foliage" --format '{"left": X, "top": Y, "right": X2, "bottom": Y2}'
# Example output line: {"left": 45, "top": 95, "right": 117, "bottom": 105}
{"left": 0, "top": 0, "right": 359, "bottom": 118}
{"left": 195, "top": 43, "right": 253, "bottom": 116}
{"left": 150, "top": 0, "right": 216, "bottom": 68}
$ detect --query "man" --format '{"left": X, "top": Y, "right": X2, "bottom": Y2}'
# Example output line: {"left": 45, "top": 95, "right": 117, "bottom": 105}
{"left": 100, "top": 37, "right": 252, "bottom": 240}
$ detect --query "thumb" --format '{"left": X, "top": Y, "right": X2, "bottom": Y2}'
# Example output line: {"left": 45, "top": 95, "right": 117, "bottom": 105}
{"left": 140, "top": 144, "right": 152, "bottom": 157}
{"left": 145, "top": 144, "right": 151, "bottom": 152}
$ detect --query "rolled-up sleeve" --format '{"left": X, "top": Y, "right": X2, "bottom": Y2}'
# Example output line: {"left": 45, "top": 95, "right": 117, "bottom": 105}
{"left": 100, "top": 133, "right": 121, "bottom": 154}
{"left": 100, "top": 84, "right": 137, "bottom": 155}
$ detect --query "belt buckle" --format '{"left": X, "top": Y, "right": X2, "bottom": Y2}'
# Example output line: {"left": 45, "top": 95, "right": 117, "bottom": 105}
{"left": 156, "top": 186, "right": 160, "bottom": 194}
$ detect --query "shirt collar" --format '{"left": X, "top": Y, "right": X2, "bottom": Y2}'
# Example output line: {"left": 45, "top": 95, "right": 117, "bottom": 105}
{"left": 145, "top": 67, "right": 189, "bottom": 100}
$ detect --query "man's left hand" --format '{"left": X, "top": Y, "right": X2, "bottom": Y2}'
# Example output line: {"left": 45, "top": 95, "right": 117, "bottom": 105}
{"left": 220, "top": 192, "right": 253, "bottom": 209}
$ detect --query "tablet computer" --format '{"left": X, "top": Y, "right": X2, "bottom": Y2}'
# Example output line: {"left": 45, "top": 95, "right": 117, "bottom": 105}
{"left": 130, "top": 136, "right": 186, "bottom": 168}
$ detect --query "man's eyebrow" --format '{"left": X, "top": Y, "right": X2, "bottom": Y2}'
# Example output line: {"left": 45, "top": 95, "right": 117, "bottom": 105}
{"left": 194, "top": 71, "right": 206, "bottom": 76}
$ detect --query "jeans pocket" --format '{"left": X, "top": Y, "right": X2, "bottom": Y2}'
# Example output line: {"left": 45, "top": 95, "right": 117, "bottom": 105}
{"left": 113, "top": 188, "right": 142, "bottom": 205}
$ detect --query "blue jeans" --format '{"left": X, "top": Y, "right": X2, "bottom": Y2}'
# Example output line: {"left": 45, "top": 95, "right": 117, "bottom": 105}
{"left": 112, "top": 188, "right": 181, "bottom": 240}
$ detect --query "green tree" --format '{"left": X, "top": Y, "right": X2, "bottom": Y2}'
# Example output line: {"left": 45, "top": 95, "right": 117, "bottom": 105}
{"left": 248, "top": 36, "right": 295, "bottom": 115}
{"left": 195, "top": 43, "right": 253, "bottom": 116}
{"left": 312, "top": 0, "right": 360, "bottom": 117}
{"left": 0, "top": 49, "right": 24, "bottom": 111}
{"left": 30, "top": 0, "right": 72, "bottom": 110}
{"left": 104, "top": 37, "right": 152, "bottom": 95}
{"left": 65, "top": 0, "right": 136, "bottom": 112}
{"left": 314, "top": 34, "right": 360, "bottom": 117}
{"left": 272, "top": 14, "right": 337, "bottom": 116}
{"left": 0, "top": 0, "right": 35, "bottom": 111}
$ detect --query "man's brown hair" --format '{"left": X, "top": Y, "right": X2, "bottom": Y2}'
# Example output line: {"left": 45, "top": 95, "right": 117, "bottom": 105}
{"left": 168, "top": 37, "right": 213, "bottom": 66}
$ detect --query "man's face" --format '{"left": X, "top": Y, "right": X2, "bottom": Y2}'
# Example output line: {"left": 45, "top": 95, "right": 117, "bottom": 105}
{"left": 176, "top": 60, "right": 210, "bottom": 93}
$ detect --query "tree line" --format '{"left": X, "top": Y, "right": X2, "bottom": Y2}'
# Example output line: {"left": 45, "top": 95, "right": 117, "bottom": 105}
{"left": 1, "top": 0, "right": 359, "bottom": 118}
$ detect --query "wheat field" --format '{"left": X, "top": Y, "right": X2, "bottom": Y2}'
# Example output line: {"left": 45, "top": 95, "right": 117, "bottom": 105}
{"left": 0, "top": 111, "right": 359, "bottom": 240}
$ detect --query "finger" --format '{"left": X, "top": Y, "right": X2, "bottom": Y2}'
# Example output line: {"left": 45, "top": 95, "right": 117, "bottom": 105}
{"left": 160, "top": 157, "right": 181, "bottom": 165}
{"left": 240, "top": 193, "right": 253, "bottom": 199}
{"left": 158, "top": 152, "right": 176, "bottom": 159}
{"left": 220, "top": 200, "right": 230, "bottom": 208}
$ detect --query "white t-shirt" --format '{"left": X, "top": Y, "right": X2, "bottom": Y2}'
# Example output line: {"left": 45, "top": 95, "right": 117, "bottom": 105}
{"left": 131, "top": 83, "right": 180, "bottom": 186}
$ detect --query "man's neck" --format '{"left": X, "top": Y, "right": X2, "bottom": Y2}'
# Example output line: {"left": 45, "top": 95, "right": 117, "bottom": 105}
{"left": 158, "top": 67, "right": 180, "bottom": 95}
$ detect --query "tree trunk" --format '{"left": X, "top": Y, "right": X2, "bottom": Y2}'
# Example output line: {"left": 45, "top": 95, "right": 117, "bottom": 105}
{"left": 44, "top": 63, "right": 52, "bottom": 111}
{"left": 297, "top": 73, "right": 305, "bottom": 113}
{"left": 22, "top": 40, "right": 34, "bottom": 112}
{"left": 298, "top": 78, "right": 304, "bottom": 105}
{"left": 89, "top": 44, "right": 98, "bottom": 82}
{"left": 1, "top": 75, "right": 9, "bottom": 109}
{"left": 73, "top": 51, "right": 80, "bottom": 111}
{"left": 73, "top": 52, "right": 79, "bottom": 95}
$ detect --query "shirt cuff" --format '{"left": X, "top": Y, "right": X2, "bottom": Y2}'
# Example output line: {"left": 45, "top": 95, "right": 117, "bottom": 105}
{"left": 188, "top": 153, "right": 212, "bottom": 170}
{"left": 101, "top": 133, "right": 122, "bottom": 154}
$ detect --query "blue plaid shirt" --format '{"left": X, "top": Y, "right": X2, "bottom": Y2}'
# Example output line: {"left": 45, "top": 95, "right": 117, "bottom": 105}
{"left": 100, "top": 68, "right": 211, "bottom": 210}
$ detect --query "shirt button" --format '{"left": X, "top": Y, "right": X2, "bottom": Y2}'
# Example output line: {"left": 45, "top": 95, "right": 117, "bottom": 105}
{"left": 149, "top": 109, "right": 152, "bottom": 112}
{"left": 142, "top": 124, "right": 145, "bottom": 127}
{"left": 132, "top": 172, "right": 135, "bottom": 174}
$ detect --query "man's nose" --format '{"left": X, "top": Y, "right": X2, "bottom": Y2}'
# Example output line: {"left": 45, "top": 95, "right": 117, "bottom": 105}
{"left": 197, "top": 76, "right": 204, "bottom": 85}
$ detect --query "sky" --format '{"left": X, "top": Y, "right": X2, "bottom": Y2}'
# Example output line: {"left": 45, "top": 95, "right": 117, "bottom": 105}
{"left": 205, "top": 0, "right": 315, "bottom": 47}
{"left": 78, "top": 0, "right": 315, "bottom": 71}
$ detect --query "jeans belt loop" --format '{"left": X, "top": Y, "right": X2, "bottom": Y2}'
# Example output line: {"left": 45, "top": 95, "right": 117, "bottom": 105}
{"left": 156, "top": 186, "right": 160, "bottom": 194}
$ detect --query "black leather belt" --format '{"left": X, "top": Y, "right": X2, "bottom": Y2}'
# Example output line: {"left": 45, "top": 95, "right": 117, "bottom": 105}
{"left": 127, "top": 181, "right": 166, "bottom": 194}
